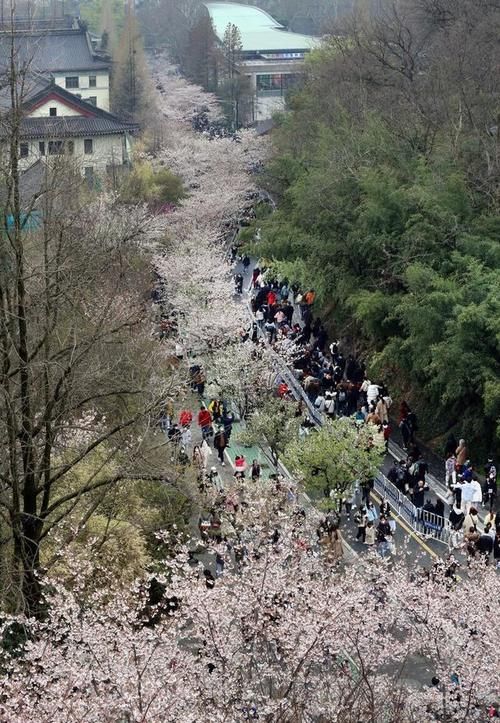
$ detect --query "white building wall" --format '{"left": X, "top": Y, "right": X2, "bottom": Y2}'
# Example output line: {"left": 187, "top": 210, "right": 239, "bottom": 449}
{"left": 53, "top": 71, "right": 110, "bottom": 111}
{"left": 254, "top": 94, "right": 285, "bottom": 121}
{"left": 30, "top": 99, "right": 81, "bottom": 117}
{"left": 18, "top": 133, "right": 128, "bottom": 175}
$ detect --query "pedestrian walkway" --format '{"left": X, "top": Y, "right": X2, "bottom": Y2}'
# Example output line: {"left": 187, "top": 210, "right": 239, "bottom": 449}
{"left": 231, "top": 256, "right": 499, "bottom": 568}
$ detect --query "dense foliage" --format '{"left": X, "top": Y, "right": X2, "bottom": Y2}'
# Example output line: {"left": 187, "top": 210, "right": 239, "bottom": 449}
{"left": 1, "top": 518, "right": 499, "bottom": 722}
{"left": 254, "top": 0, "right": 500, "bottom": 456}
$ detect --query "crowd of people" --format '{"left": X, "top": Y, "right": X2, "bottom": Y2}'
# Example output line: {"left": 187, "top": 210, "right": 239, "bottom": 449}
{"left": 237, "top": 260, "right": 499, "bottom": 567}
{"left": 152, "top": 253, "right": 498, "bottom": 571}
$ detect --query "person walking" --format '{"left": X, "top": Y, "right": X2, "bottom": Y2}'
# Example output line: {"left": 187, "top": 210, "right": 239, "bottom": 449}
{"left": 213, "top": 426, "right": 227, "bottom": 466}
{"left": 222, "top": 410, "right": 234, "bottom": 445}
{"left": 412, "top": 480, "right": 430, "bottom": 509}
{"left": 365, "top": 521, "right": 376, "bottom": 546}
{"left": 463, "top": 507, "right": 479, "bottom": 532}
{"left": 197, "top": 404, "right": 213, "bottom": 441}
{"left": 235, "top": 455, "right": 247, "bottom": 475}
{"left": 484, "top": 510, "right": 497, "bottom": 530}
{"left": 470, "top": 478, "right": 483, "bottom": 509}
{"left": 477, "top": 524, "right": 494, "bottom": 563}
{"left": 461, "top": 478, "right": 475, "bottom": 513}
{"left": 445, "top": 452, "right": 457, "bottom": 488}
{"left": 484, "top": 471, "right": 497, "bottom": 512}
{"left": 464, "top": 526, "right": 480, "bottom": 562}
{"left": 179, "top": 408, "right": 193, "bottom": 427}
{"left": 354, "top": 507, "right": 367, "bottom": 543}
{"left": 376, "top": 516, "right": 392, "bottom": 557}
{"left": 449, "top": 503, "right": 465, "bottom": 531}
{"left": 250, "top": 460, "right": 261, "bottom": 481}
{"left": 375, "top": 396, "right": 389, "bottom": 424}
{"left": 181, "top": 425, "right": 192, "bottom": 448}
{"left": 455, "top": 439, "right": 468, "bottom": 470}
{"left": 234, "top": 272, "right": 243, "bottom": 294}
{"left": 208, "top": 467, "right": 224, "bottom": 493}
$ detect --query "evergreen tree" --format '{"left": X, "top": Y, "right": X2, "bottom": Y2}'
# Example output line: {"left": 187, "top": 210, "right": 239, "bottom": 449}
{"left": 221, "top": 22, "right": 242, "bottom": 80}
{"left": 185, "top": 15, "right": 218, "bottom": 91}
{"left": 219, "top": 22, "right": 252, "bottom": 127}
{"left": 99, "top": 0, "right": 118, "bottom": 51}
{"left": 112, "top": 13, "right": 154, "bottom": 122}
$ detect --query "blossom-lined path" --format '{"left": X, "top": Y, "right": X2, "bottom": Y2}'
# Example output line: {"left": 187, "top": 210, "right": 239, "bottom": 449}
{"left": 146, "top": 58, "right": 450, "bottom": 571}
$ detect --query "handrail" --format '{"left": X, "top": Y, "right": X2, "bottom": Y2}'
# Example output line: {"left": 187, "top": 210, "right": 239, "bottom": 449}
{"left": 373, "top": 474, "right": 451, "bottom": 545}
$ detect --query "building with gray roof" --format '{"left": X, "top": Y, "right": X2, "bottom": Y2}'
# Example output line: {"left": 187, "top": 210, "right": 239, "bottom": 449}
{"left": 203, "top": 2, "right": 318, "bottom": 120}
{"left": 0, "top": 27, "right": 111, "bottom": 109}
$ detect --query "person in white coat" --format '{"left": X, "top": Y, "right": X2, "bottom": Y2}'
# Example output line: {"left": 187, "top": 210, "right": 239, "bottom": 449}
{"left": 460, "top": 479, "right": 474, "bottom": 512}
{"left": 470, "top": 478, "right": 483, "bottom": 508}
{"left": 360, "top": 378, "right": 380, "bottom": 405}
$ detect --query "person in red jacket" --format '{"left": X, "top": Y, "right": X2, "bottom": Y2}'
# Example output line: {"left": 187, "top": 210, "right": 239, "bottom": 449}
{"left": 267, "top": 289, "right": 277, "bottom": 306}
{"left": 197, "top": 405, "right": 213, "bottom": 441}
{"left": 179, "top": 409, "right": 193, "bottom": 427}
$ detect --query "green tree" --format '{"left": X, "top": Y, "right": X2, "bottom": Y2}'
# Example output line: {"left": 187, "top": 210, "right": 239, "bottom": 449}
{"left": 285, "top": 418, "right": 383, "bottom": 501}
{"left": 185, "top": 15, "right": 218, "bottom": 91}
{"left": 254, "top": 0, "right": 500, "bottom": 457}
{"left": 238, "top": 398, "right": 300, "bottom": 467}
{"left": 221, "top": 22, "right": 242, "bottom": 80}
{"left": 218, "top": 22, "right": 252, "bottom": 127}
{"left": 112, "top": 13, "right": 154, "bottom": 122}
{"left": 119, "top": 162, "right": 185, "bottom": 205}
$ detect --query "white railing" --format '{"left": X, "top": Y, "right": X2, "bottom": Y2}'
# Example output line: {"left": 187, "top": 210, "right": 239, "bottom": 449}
{"left": 373, "top": 475, "right": 452, "bottom": 545}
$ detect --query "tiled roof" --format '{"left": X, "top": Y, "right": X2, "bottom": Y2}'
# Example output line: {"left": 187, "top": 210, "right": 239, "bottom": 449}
{"left": 0, "top": 29, "right": 109, "bottom": 72}
{"left": 0, "top": 115, "right": 138, "bottom": 139}
{"left": 0, "top": 71, "right": 51, "bottom": 111}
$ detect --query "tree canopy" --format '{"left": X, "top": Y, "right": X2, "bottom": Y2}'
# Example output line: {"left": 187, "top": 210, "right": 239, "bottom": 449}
{"left": 254, "top": 0, "right": 500, "bottom": 457}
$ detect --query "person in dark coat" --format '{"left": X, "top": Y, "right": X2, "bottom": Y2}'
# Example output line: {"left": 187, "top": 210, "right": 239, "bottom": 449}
{"left": 449, "top": 504, "right": 465, "bottom": 530}
{"left": 444, "top": 433, "right": 458, "bottom": 458}
{"left": 434, "top": 498, "right": 445, "bottom": 518}
{"left": 213, "top": 426, "right": 227, "bottom": 465}
{"left": 412, "top": 480, "right": 430, "bottom": 508}
{"left": 476, "top": 525, "right": 494, "bottom": 562}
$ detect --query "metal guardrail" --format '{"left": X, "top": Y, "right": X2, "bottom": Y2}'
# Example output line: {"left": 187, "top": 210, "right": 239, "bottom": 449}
{"left": 245, "top": 300, "right": 324, "bottom": 425}
{"left": 374, "top": 474, "right": 452, "bottom": 546}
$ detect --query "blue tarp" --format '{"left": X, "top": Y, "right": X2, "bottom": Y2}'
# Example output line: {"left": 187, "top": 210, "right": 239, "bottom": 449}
{"left": 4, "top": 211, "right": 42, "bottom": 231}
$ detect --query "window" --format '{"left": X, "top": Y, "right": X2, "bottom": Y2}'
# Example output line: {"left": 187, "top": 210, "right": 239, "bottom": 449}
{"left": 48, "top": 140, "right": 64, "bottom": 155}
{"left": 19, "top": 142, "right": 29, "bottom": 158}
{"left": 87, "top": 96, "right": 97, "bottom": 106}
{"left": 65, "top": 76, "right": 79, "bottom": 89}
{"left": 89, "top": 75, "right": 97, "bottom": 88}
{"left": 66, "top": 140, "right": 74, "bottom": 155}
{"left": 49, "top": 107, "right": 57, "bottom": 117}
{"left": 84, "top": 138, "right": 93, "bottom": 155}
{"left": 39, "top": 141, "right": 45, "bottom": 156}
{"left": 255, "top": 73, "right": 295, "bottom": 96}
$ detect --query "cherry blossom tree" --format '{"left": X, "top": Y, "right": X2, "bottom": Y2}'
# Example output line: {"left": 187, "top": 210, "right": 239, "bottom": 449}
{"left": 0, "top": 511, "right": 498, "bottom": 722}
{"left": 205, "top": 339, "right": 278, "bottom": 419}
{"left": 146, "top": 54, "right": 268, "bottom": 353}
{"left": 0, "top": 156, "right": 181, "bottom": 616}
